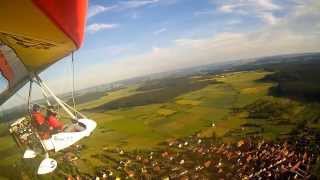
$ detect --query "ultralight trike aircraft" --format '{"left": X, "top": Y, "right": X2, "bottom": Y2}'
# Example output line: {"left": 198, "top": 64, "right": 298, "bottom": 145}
{"left": 0, "top": 0, "right": 96, "bottom": 175}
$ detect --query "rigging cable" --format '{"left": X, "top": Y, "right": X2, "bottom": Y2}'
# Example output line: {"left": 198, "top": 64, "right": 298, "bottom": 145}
{"left": 27, "top": 80, "right": 33, "bottom": 115}
{"left": 71, "top": 52, "right": 77, "bottom": 116}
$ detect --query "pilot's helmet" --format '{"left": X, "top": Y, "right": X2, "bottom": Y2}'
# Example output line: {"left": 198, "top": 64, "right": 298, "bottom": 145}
{"left": 32, "top": 104, "right": 41, "bottom": 112}
{"left": 47, "top": 106, "right": 57, "bottom": 115}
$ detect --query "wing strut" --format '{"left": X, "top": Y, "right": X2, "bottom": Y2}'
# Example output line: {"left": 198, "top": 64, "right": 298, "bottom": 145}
{"left": 34, "top": 74, "right": 76, "bottom": 120}
{"left": 32, "top": 74, "right": 86, "bottom": 120}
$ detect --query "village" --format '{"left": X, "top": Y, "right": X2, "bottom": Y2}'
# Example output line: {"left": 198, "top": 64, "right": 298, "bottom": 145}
{"left": 63, "top": 126, "right": 320, "bottom": 180}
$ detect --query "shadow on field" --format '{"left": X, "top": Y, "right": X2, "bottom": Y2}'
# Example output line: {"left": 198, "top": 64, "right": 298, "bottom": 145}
{"left": 86, "top": 77, "right": 220, "bottom": 112}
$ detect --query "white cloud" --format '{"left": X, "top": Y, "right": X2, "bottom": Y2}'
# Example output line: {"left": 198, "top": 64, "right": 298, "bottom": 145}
{"left": 256, "top": 0, "right": 281, "bottom": 11}
{"left": 88, "top": 0, "right": 175, "bottom": 17}
{"left": 217, "top": 0, "right": 282, "bottom": 25}
{"left": 87, "top": 1, "right": 160, "bottom": 20}
{"left": 260, "top": 12, "right": 279, "bottom": 25}
{"left": 152, "top": 46, "right": 162, "bottom": 54}
{"left": 153, "top": 28, "right": 167, "bottom": 35}
{"left": 70, "top": 1, "right": 320, "bottom": 88}
{"left": 74, "top": 30, "right": 319, "bottom": 89}
{"left": 88, "top": 5, "right": 116, "bottom": 18}
{"left": 117, "top": 0, "right": 161, "bottom": 10}
{"left": 86, "top": 23, "right": 118, "bottom": 34}
{"left": 119, "top": 0, "right": 178, "bottom": 8}
{"left": 219, "top": 4, "right": 240, "bottom": 13}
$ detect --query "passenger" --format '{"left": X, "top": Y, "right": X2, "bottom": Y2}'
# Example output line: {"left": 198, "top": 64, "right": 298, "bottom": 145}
{"left": 31, "top": 104, "right": 47, "bottom": 130}
{"left": 46, "top": 106, "right": 85, "bottom": 133}
{"left": 46, "top": 106, "right": 64, "bottom": 133}
{"left": 31, "top": 104, "right": 49, "bottom": 139}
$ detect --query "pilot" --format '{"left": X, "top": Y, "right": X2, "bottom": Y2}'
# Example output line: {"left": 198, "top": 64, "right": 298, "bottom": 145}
{"left": 31, "top": 104, "right": 47, "bottom": 131}
{"left": 46, "top": 106, "right": 64, "bottom": 133}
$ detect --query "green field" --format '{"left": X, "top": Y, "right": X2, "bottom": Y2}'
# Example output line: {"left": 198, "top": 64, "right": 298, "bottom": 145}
{"left": 0, "top": 70, "right": 318, "bottom": 179}
{"left": 67, "top": 71, "right": 275, "bottom": 174}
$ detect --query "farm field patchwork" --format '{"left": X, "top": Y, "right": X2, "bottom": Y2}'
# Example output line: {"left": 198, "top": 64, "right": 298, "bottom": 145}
{"left": 0, "top": 70, "right": 317, "bottom": 179}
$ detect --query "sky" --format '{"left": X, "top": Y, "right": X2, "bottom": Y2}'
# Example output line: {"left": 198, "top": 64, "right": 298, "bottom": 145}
{"left": 1, "top": 0, "right": 320, "bottom": 109}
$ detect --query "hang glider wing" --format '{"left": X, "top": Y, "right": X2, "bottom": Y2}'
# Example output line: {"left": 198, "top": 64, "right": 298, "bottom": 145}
{"left": 0, "top": 0, "right": 88, "bottom": 105}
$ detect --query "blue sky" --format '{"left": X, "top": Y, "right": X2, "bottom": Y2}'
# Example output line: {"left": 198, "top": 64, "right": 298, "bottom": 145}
{"left": 2, "top": 0, "right": 320, "bottom": 108}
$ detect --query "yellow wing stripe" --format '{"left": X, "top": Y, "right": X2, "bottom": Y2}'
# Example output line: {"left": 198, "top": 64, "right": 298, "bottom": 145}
{"left": 0, "top": 0, "right": 76, "bottom": 71}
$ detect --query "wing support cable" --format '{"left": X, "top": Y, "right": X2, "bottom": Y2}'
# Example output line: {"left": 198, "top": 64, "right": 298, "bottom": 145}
{"left": 34, "top": 75, "right": 76, "bottom": 120}
{"left": 27, "top": 80, "right": 33, "bottom": 115}
{"left": 71, "top": 52, "right": 76, "bottom": 113}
